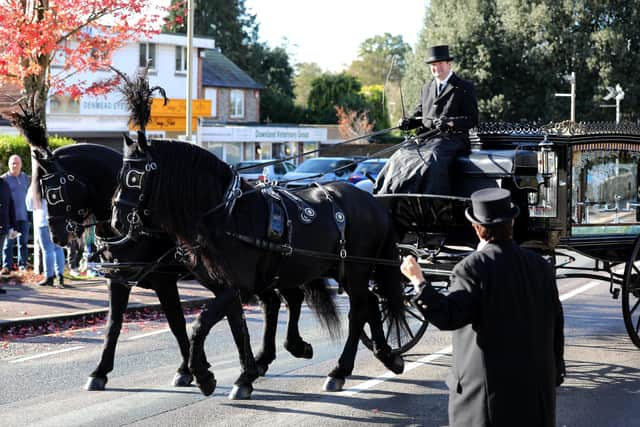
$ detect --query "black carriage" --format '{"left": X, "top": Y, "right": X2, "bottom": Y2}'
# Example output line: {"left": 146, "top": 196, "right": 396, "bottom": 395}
{"left": 366, "top": 121, "right": 640, "bottom": 353}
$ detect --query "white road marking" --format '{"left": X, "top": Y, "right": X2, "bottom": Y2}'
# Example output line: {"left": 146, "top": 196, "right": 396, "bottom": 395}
{"left": 127, "top": 329, "right": 171, "bottom": 340}
{"left": 9, "top": 346, "right": 85, "bottom": 363}
{"left": 341, "top": 281, "right": 599, "bottom": 396}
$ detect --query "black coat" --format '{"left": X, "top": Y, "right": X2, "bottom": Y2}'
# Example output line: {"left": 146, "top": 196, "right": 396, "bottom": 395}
{"left": 409, "top": 73, "right": 478, "bottom": 133}
{"left": 0, "top": 178, "right": 16, "bottom": 236}
{"left": 413, "top": 240, "right": 565, "bottom": 427}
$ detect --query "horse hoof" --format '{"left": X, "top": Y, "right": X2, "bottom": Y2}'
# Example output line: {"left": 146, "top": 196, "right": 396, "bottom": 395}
{"left": 228, "top": 384, "right": 253, "bottom": 400}
{"left": 284, "top": 340, "right": 314, "bottom": 359}
{"left": 196, "top": 373, "right": 217, "bottom": 396}
{"left": 256, "top": 363, "right": 268, "bottom": 377}
{"left": 385, "top": 354, "right": 405, "bottom": 375}
{"left": 84, "top": 376, "right": 107, "bottom": 391}
{"left": 172, "top": 372, "right": 194, "bottom": 387}
{"left": 322, "top": 376, "right": 345, "bottom": 392}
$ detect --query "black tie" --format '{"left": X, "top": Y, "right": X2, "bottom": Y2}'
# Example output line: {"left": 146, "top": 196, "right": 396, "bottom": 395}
{"left": 437, "top": 82, "right": 445, "bottom": 96}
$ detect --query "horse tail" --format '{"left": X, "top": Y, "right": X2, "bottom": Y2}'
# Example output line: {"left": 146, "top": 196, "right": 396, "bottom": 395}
{"left": 302, "top": 278, "right": 341, "bottom": 340}
{"left": 373, "top": 227, "right": 409, "bottom": 336}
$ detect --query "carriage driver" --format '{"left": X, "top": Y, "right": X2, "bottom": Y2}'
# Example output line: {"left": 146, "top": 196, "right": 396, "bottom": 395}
{"left": 400, "top": 188, "right": 565, "bottom": 426}
{"left": 374, "top": 44, "right": 478, "bottom": 195}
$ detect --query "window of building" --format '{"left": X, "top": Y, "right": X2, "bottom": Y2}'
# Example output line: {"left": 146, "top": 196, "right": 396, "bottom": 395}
{"left": 243, "top": 142, "right": 254, "bottom": 160}
{"left": 230, "top": 89, "right": 245, "bottom": 118}
{"left": 51, "top": 41, "right": 70, "bottom": 68}
{"left": 225, "top": 143, "right": 241, "bottom": 165}
{"left": 139, "top": 43, "right": 157, "bottom": 69}
{"left": 205, "top": 88, "right": 217, "bottom": 117}
{"left": 175, "top": 46, "right": 187, "bottom": 73}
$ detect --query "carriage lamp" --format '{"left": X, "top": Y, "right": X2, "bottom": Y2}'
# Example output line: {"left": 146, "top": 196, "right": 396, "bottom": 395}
{"left": 537, "top": 135, "right": 556, "bottom": 185}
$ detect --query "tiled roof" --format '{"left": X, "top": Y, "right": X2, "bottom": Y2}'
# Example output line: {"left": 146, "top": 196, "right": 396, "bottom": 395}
{"left": 201, "top": 49, "right": 263, "bottom": 90}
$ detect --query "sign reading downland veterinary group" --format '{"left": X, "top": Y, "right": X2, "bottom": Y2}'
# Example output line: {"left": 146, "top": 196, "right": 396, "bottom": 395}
{"left": 200, "top": 125, "right": 327, "bottom": 142}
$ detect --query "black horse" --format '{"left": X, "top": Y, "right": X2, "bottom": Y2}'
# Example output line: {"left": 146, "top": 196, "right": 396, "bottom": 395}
{"left": 13, "top": 101, "right": 338, "bottom": 399}
{"left": 112, "top": 135, "right": 408, "bottom": 393}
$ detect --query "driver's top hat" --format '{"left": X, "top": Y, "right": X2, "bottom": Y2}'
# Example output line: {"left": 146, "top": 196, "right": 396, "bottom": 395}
{"left": 425, "top": 45, "right": 454, "bottom": 64}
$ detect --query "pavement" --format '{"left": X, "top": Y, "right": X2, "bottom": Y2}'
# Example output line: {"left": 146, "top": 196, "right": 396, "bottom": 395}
{"left": 0, "top": 270, "right": 214, "bottom": 335}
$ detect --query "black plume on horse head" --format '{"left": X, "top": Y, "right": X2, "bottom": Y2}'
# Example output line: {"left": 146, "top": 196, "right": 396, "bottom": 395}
{"left": 8, "top": 101, "right": 50, "bottom": 151}
{"left": 112, "top": 64, "right": 167, "bottom": 132}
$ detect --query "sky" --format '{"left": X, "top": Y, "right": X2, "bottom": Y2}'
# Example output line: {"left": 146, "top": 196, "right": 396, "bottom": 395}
{"left": 245, "top": 0, "right": 428, "bottom": 72}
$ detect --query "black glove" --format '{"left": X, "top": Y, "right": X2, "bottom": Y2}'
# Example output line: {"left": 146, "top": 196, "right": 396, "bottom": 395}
{"left": 436, "top": 117, "right": 450, "bottom": 132}
{"left": 398, "top": 118, "right": 412, "bottom": 131}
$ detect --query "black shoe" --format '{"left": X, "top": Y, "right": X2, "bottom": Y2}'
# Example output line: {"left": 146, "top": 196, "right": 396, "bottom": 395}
{"left": 55, "top": 275, "right": 65, "bottom": 288}
{"left": 0, "top": 287, "right": 6, "bottom": 294}
{"left": 0, "top": 267, "right": 10, "bottom": 276}
{"left": 37, "top": 277, "right": 54, "bottom": 287}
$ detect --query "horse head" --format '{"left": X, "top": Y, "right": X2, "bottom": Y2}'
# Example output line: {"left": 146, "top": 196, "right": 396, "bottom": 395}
{"left": 111, "top": 133, "right": 157, "bottom": 241}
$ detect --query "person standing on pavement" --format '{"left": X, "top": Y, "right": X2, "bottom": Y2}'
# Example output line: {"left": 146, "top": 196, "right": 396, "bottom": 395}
{"left": 400, "top": 188, "right": 565, "bottom": 426}
{"left": 1, "top": 154, "right": 30, "bottom": 273}
{"left": 0, "top": 177, "right": 17, "bottom": 293}
{"left": 26, "top": 182, "right": 66, "bottom": 288}
{"left": 375, "top": 44, "right": 478, "bottom": 195}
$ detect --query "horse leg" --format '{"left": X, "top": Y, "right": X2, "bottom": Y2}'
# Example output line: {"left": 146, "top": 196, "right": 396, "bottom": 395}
{"left": 85, "top": 281, "right": 131, "bottom": 391}
{"left": 324, "top": 286, "right": 369, "bottom": 392}
{"left": 225, "top": 294, "right": 259, "bottom": 400}
{"left": 365, "top": 290, "right": 404, "bottom": 374}
{"left": 189, "top": 287, "right": 251, "bottom": 397}
{"left": 280, "top": 287, "right": 313, "bottom": 359}
{"left": 254, "top": 289, "right": 280, "bottom": 376}
{"left": 152, "top": 277, "right": 194, "bottom": 386}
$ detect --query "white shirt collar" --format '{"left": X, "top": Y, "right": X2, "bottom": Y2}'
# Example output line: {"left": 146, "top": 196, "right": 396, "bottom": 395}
{"left": 476, "top": 238, "right": 489, "bottom": 251}
{"left": 436, "top": 71, "right": 453, "bottom": 87}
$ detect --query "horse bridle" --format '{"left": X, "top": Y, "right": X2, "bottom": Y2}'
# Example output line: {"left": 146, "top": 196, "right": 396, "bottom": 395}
{"left": 38, "top": 162, "right": 95, "bottom": 237}
{"left": 112, "top": 150, "right": 158, "bottom": 240}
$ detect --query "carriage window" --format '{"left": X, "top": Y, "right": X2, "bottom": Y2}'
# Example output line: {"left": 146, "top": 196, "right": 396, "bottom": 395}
{"left": 139, "top": 43, "right": 156, "bottom": 69}
{"left": 571, "top": 148, "right": 640, "bottom": 235}
{"left": 175, "top": 46, "right": 187, "bottom": 73}
{"left": 230, "top": 90, "right": 245, "bottom": 118}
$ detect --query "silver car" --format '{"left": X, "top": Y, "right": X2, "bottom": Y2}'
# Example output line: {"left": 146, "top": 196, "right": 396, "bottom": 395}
{"left": 236, "top": 160, "right": 296, "bottom": 184}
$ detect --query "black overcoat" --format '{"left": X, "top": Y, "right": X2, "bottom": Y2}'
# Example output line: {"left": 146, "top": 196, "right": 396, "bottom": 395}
{"left": 413, "top": 240, "right": 565, "bottom": 426}
{"left": 0, "top": 178, "right": 16, "bottom": 236}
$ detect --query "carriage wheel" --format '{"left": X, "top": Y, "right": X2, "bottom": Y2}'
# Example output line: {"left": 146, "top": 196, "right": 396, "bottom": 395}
{"left": 360, "top": 280, "right": 429, "bottom": 355}
{"left": 622, "top": 235, "right": 640, "bottom": 349}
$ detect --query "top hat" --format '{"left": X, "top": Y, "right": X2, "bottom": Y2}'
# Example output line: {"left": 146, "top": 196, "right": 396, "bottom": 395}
{"left": 425, "top": 45, "right": 454, "bottom": 64}
{"left": 465, "top": 188, "right": 520, "bottom": 225}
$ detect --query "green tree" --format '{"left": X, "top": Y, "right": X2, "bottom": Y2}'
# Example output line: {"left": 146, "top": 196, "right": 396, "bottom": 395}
{"left": 307, "top": 73, "right": 366, "bottom": 124}
{"left": 362, "top": 85, "right": 390, "bottom": 131}
{"left": 293, "top": 62, "right": 324, "bottom": 107}
{"left": 347, "top": 33, "right": 411, "bottom": 86}
{"left": 165, "top": 0, "right": 258, "bottom": 71}
{"left": 404, "top": 0, "right": 640, "bottom": 124}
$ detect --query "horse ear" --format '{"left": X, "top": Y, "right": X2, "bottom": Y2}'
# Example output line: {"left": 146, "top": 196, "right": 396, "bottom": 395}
{"left": 122, "top": 133, "right": 139, "bottom": 157}
{"left": 31, "top": 146, "right": 52, "bottom": 174}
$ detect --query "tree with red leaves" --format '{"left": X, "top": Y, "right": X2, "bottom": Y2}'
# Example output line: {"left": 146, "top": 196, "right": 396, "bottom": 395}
{"left": 0, "top": 0, "right": 167, "bottom": 127}
{"left": 335, "top": 106, "right": 374, "bottom": 143}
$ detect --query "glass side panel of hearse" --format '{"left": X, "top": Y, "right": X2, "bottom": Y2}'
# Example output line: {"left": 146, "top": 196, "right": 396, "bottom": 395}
{"left": 570, "top": 144, "right": 640, "bottom": 236}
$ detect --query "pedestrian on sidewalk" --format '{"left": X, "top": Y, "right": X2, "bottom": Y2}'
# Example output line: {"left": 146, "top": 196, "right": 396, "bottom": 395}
{"left": 26, "top": 182, "right": 66, "bottom": 288}
{"left": 1, "top": 154, "right": 30, "bottom": 273}
{"left": 0, "top": 177, "right": 17, "bottom": 294}
{"left": 400, "top": 188, "right": 565, "bottom": 426}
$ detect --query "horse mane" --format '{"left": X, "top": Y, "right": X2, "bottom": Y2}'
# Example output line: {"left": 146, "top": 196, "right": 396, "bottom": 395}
{"left": 145, "top": 140, "right": 234, "bottom": 241}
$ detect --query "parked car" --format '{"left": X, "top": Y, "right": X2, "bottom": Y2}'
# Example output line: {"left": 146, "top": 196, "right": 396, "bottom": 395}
{"left": 281, "top": 157, "right": 357, "bottom": 189}
{"left": 235, "top": 159, "right": 296, "bottom": 184}
{"left": 348, "top": 158, "right": 388, "bottom": 185}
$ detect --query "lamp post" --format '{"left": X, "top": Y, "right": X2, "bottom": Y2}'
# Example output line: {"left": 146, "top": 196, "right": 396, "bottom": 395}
{"left": 185, "top": 0, "right": 194, "bottom": 142}
{"left": 555, "top": 72, "right": 576, "bottom": 122}
{"left": 600, "top": 84, "right": 625, "bottom": 124}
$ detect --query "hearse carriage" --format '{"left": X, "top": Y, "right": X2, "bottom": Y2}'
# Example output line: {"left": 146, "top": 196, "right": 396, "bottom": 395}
{"left": 370, "top": 121, "right": 640, "bottom": 354}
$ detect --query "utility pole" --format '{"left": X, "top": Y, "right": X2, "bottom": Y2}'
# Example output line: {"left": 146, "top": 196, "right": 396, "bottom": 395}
{"left": 555, "top": 71, "right": 576, "bottom": 122}
{"left": 185, "top": 0, "right": 194, "bottom": 142}
{"left": 601, "top": 84, "right": 625, "bottom": 124}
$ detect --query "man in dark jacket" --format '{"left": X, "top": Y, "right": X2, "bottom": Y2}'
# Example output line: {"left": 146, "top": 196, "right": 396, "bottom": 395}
{"left": 401, "top": 188, "right": 565, "bottom": 426}
{"left": 375, "top": 44, "right": 478, "bottom": 195}
{"left": 0, "top": 177, "right": 16, "bottom": 293}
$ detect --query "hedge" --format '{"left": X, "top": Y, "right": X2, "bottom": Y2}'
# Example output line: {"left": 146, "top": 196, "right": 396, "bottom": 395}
{"left": 0, "top": 134, "right": 75, "bottom": 176}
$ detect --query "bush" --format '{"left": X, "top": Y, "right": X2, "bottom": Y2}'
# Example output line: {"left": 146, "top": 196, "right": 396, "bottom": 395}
{"left": 0, "top": 134, "right": 75, "bottom": 176}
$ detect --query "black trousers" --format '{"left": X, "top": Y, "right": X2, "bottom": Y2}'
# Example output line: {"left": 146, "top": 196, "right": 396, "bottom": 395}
{"left": 374, "top": 134, "right": 468, "bottom": 195}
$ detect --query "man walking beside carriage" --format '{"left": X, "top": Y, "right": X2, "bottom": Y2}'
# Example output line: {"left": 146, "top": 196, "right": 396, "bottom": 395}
{"left": 401, "top": 188, "right": 565, "bottom": 426}
{"left": 375, "top": 44, "right": 478, "bottom": 195}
